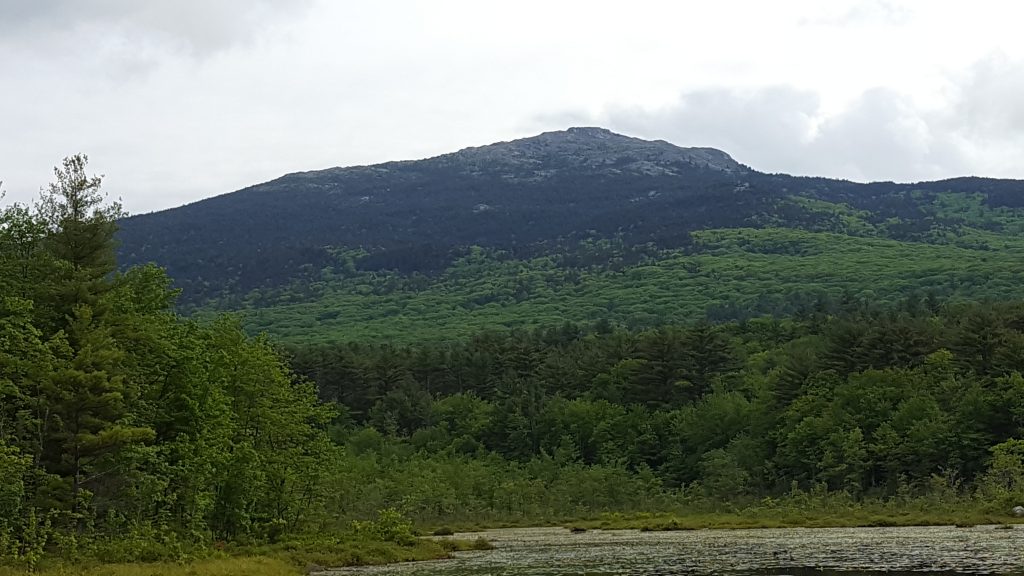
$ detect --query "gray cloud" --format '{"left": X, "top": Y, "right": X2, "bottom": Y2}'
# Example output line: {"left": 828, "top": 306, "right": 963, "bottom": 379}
{"left": 606, "top": 87, "right": 821, "bottom": 175}
{"left": 598, "top": 82, "right": 986, "bottom": 182}
{"left": 810, "top": 88, "right": 969, "bottom": 181}
{"left": 0, "top": 0, "right": 312, "bottom": 56}
{"left": 948, "top": 55, "right": 1024, "bottom": 141}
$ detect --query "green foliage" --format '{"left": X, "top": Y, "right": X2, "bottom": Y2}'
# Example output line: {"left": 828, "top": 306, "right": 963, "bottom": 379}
{"left": 10, "top": 155, "right": 1024, "bottom": 572}
{"left": 0, "top": 158, "right": 336, "bottom": 565}
{"left": 205, "top": 224, "right": 1024, "bottom": 344}
{"left": 978, "top": 439, "right": 1024, "bottom": 507}
{"left": 350, "top": 509, "right": 415, "bottom": 545}
{"left": 281, "top": 297, "right": 1024, "bottom": 523}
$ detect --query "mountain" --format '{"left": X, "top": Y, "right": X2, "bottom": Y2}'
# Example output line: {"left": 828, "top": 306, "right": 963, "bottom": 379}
{"left": 117, "top": 128, "right": 1024, "bottom": 342}
{"left": 118, "top": 128, "right": 750, "bottom": 296}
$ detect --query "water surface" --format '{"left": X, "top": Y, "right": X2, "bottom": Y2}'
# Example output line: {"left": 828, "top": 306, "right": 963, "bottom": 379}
{"left": 320, "top": 525, "right": 1024, "bottom": 576}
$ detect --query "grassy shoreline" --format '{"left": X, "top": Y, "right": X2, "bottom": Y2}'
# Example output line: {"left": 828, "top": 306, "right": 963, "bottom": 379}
{"left": 4, "top": 508, "right": 1021, "bottom": 576}
{"left": 420, "top": 505, "right": 1024, "bottom": 534}
{"left": 0, "top": 537, "right": 492, "bottom": 576}
{"left": 566, "top": 511, "right": 1024, "bottom": 531}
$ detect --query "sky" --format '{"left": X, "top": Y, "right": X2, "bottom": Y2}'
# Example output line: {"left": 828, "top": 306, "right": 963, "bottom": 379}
{"left": 2, "top": 0, "right": 1024, "bottom": 214}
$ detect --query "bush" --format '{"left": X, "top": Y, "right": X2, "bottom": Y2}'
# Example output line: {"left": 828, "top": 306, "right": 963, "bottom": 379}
{"left": 351, "top": 509, "right": 415, "bottom": 546}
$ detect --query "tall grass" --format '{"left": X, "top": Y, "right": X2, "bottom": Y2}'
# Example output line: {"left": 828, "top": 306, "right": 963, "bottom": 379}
{"left": 0, "top": 533, "right": 472, "bottom": 576}
{"left": 0, "top": 557, "right": 298, "bottom": 576}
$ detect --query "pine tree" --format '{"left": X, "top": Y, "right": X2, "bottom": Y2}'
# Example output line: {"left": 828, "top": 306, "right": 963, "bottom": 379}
{"left": 35, "top": 154, "right": 124, "bottom": 336}
{"left": 31, "top": 156, "right": 153, "bottom": 524}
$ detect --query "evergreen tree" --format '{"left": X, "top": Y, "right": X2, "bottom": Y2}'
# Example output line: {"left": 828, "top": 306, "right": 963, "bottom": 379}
{"left": 34, "top": 154, "right": 124, "bottom": 336}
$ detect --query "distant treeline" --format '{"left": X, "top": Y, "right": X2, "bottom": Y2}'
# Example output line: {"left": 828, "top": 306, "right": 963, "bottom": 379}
{"left": 287, "top": 300, "right": 1024, "bottom": 501}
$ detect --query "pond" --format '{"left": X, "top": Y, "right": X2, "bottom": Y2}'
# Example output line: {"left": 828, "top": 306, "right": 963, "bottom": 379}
{"left": 319, "top": 526, "right": 1024, "bottom": 576}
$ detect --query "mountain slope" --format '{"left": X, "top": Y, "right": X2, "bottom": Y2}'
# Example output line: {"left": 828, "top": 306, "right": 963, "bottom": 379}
{"left": 118, "top": 128, "right": 759, "bottom": 298}
{"left": 116, "top": 128, "right": 1024, "bottom": 342}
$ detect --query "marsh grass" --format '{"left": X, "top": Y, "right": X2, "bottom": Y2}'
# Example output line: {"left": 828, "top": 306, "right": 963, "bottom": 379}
{"left": 0, "top": 557, "right": 298, "bottom": 576}
{"left": 226, "top": 537, "right": 471, "bottom": 572}
{"left": 410, "top": 489, "right": 1024, "bottom": 534}
{"left": 571, "top": 504, "right": 1023, "bottom": 531}
{"left": 0, "top": 537, "right": 485, "bottom": 576}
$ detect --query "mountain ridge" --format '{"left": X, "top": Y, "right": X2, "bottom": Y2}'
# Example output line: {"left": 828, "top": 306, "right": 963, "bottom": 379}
{"left": 117, "top": 127, "right": 1024, "bottom": 313}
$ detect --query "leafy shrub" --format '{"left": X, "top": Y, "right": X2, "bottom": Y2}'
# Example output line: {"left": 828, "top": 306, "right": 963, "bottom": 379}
{"left": 350, "top": 509, "right": 415, "bottom": 545}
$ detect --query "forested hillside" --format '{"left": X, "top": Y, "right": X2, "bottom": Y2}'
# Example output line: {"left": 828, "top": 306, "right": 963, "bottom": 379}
{"left": 105, "top": 128, "right": 1024, "bottom": 515}
{"left": 117, "top": 128, "right": 751, "bottom": 300}
{"left": 116, "top": 128, "right": 1024, "bottom": 343}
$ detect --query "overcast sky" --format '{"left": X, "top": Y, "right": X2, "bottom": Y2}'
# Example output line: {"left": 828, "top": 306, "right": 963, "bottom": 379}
{"left": 2, "top": 0, "right": 1024, "bottom": 214}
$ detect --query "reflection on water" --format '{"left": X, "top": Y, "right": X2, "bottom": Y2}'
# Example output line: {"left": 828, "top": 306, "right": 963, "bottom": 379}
{"left": 319, "top": 526, "right": 1024, "bottom": 576}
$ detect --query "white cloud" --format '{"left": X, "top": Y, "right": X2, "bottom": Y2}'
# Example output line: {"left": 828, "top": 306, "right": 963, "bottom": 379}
{"left": 599, "top": 84, "right": 974, "bottom": 182}
{"left": 811, "top": 88, "right": 967, "bottom": 181}
{"left": 1, "top": 1, "right": 1024, "bottom": 213}
{"left": 948, "top": 55, "right": 1024, "bottom": 140}
{"left": 801, "top": 0, "right": 914, "bottom": 27}
{"left": 605, "top": 87, "right": 821, "bottom": 174}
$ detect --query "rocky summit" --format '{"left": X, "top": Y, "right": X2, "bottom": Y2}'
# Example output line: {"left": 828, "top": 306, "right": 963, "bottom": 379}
{"left": 439, "top": 127, "right": 745, "bottom": 176}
